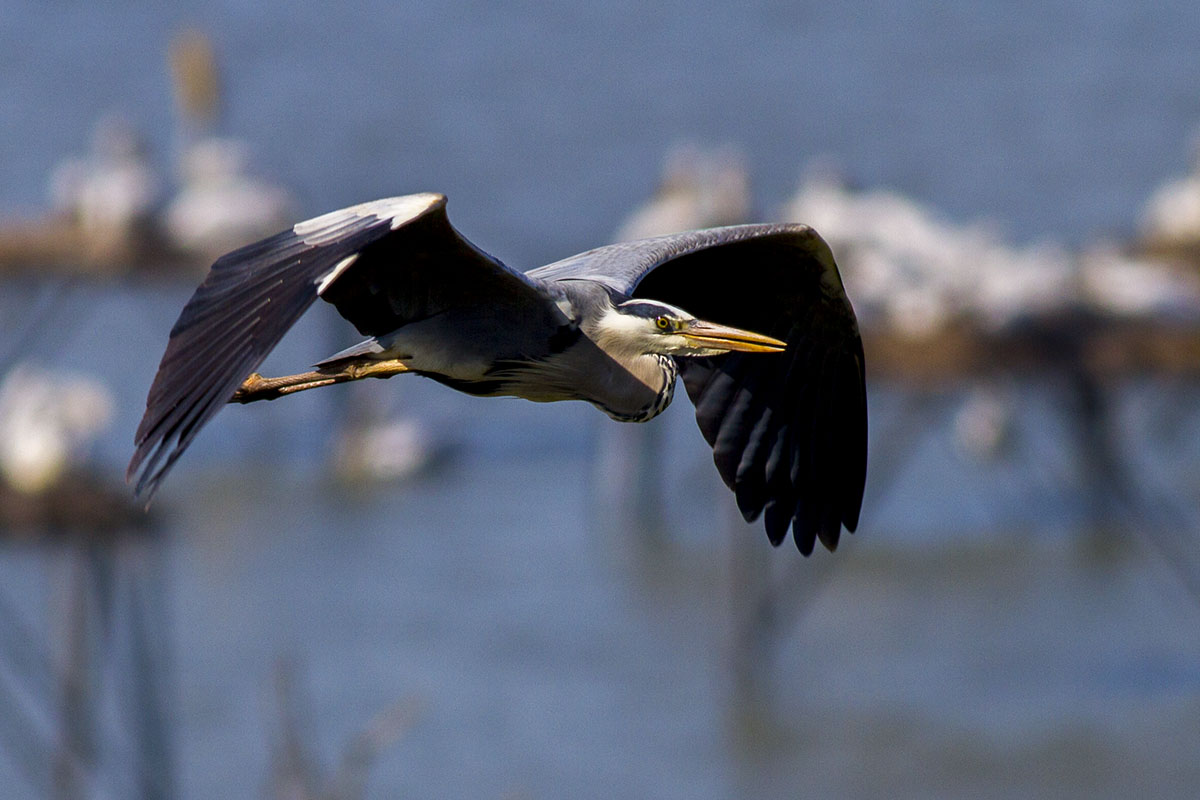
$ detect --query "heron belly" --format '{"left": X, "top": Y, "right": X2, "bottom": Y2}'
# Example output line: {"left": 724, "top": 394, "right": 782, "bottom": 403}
{"left": 374, "top": 321, "right": 494, "bottom": 383}
{"left": 375, "top": 322, "right": 581, "bottom": 403}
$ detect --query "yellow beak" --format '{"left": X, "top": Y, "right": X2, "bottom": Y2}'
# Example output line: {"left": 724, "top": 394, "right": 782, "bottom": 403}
{"left": 681, "top": 319, "right": 788, "bottom": 353}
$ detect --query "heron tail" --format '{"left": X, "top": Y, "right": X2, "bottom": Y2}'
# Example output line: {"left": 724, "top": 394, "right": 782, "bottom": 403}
{"left": 313, "top": 337, "right": 387, "bottom": 368}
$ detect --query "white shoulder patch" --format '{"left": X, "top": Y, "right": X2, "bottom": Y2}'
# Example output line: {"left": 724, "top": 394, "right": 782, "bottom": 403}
{"left": 315, "top": 254, "right": 359, "bottom": 296}
{"left": 293, "top": 193, "right": 446, "bottom": 245}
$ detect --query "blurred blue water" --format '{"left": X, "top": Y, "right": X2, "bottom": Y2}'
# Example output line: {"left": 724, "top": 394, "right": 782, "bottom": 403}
{"left": 3, "top": 2, "right": 1200, "bottom": 798}
{"left": 5, "top": 0, "right": 1200, "bottom": 255}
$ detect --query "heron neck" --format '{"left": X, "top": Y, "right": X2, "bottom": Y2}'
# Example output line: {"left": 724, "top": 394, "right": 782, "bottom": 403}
{"left": 588, "top": 351, "right": 677, "bottom": 423}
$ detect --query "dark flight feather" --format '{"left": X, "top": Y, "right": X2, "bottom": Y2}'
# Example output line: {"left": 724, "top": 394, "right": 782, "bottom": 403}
{"left": 534, "top": 226, "right": 868, "bottom": 553}
{"left": 129, "top": 194, "right": 548, "bottom": 497}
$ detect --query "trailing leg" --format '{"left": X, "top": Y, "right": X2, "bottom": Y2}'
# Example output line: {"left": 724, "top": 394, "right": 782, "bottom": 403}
{"left": 229, "top": 359, "right": 410, "bottom": 404}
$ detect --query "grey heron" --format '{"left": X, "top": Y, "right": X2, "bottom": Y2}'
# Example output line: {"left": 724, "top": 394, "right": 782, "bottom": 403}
{"left": 128, "top": 193, "right": 866, "bottom": 554}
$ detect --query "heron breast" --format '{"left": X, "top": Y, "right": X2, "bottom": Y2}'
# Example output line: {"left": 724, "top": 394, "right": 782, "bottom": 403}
{"left": 592, "top": 353, "right": 677, "bottom": 422}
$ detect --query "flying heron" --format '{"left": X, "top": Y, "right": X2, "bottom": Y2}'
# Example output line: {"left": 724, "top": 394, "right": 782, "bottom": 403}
{"left": 128, "top": 193, "right": 867, "bottom": 554}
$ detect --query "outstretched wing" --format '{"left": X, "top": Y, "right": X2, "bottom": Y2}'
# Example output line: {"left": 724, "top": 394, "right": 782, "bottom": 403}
{"left": 532, "top": 225, "right": 867, "bottom": 554}
{"left": 129, "top": 192, "right": 549, "bottom": 498}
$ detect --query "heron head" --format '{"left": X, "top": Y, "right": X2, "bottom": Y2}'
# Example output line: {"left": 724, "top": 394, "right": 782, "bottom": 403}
{"left": 609, "top": 299, "right": 787, "bottom": 357}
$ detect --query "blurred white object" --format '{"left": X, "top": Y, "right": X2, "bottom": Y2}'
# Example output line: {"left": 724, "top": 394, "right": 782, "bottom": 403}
{"left": 616, "top": 144, "right": 750, "bottom": 241}
{"left": 1079, "top": 244, "right": 1200, "bottom": 318}
{"left": 333, "top": 418, "right": 436, "bottom": 484}
{"left": 781, "top": 166, "right": 1078, "bottom": 334}
{"left": 49, "top": 116, "right": 160, "bottom": 250}
{"left": 954, "top": 387, "right": 1015, "bottom": 462}
{"left": 1140, "top": 136, "right": 1200, "bottom": 243}
{"left": 165, "top": 137, "right": 296, "bottom": 259}
{"left": 0, "top": 365, "right": 114, "bottom": 494}
{"left": 1140, "top": 174, "right": 1200, "bottom": 242}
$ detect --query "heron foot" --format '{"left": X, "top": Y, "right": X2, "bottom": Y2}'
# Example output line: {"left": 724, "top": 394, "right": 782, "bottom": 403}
{"left": 228, "top": 359, "right": 410, "bottom": 404}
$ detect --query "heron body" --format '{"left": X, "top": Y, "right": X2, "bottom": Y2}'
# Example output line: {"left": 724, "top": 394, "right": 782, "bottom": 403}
{"left": 352, "top": 284, "right": 695, "bottom": 421}
{"left": 129, "top": 192, "right": 867, "bottom": 554}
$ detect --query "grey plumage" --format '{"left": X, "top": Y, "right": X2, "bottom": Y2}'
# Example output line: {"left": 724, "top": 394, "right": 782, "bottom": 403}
{"left": 129, "top": 193, "right": 866, "bottom": 554}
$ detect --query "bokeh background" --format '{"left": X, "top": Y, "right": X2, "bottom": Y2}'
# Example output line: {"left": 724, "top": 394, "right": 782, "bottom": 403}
{"left": 3, "top": 1, "right": 1200, "bottom": 798}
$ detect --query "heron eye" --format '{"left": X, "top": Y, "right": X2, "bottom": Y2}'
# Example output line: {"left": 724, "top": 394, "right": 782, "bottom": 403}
{"left": 655, "top": 316, "right": 671, "bottom": 331}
